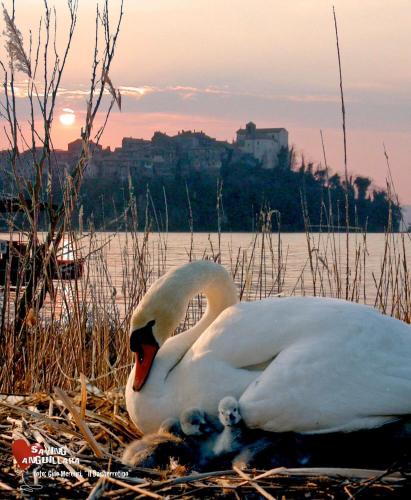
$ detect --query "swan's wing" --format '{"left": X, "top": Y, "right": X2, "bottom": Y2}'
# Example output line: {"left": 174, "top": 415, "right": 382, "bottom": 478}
{"left": 191, "top": 297, "right": 391, "bottom": 369}
{"left": 183, "top": 296, "right": 411, "bottom": 433}
{"left": 239, "top": 312, "right": 411, "bottom": 433}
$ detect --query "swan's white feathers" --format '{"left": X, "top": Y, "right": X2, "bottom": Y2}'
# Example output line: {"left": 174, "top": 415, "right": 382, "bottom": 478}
{"left": 239, "top": 306, "right": 411, "bottom": 433}
{"left": 131, "top": 260, "right": 237, "bottom": 346}
{"left": 126, "top": 261, "right": 411, "bottom": 434}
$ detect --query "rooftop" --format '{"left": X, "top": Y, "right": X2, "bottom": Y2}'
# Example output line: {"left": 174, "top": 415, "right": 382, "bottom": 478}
{"left": 237, "top": 127, "right": 286, "bottom": 134}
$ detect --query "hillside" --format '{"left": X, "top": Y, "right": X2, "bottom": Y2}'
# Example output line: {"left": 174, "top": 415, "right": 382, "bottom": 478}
{"left": 78, "top": 151, "right": 401, "bottom": 232}
{"left": 402, "top": 205, "right": 411, "bottom": 231}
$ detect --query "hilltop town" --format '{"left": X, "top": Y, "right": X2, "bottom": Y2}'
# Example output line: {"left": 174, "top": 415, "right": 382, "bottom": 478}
{"left": 53, "top": 122, "right": 289, "bottom": 180}
{"left": 0, "top": 122, "right": 400, "bottom": 232}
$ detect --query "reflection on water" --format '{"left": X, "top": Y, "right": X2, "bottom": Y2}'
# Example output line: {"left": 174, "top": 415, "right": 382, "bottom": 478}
{"left": 83, "top": 232, "right": 410, "bottom": 319}
{"left": 1, "top": 231, "right": 410, "bottom": 323}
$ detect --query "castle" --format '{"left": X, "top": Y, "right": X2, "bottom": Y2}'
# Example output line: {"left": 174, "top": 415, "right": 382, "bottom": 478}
{"left": 236, "top": 122, "right": 288, "bottom": 169}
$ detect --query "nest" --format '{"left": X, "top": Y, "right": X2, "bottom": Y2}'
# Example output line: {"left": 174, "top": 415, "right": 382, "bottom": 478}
{"left": 1, "top": 387, "right": 411, "bottom": 499}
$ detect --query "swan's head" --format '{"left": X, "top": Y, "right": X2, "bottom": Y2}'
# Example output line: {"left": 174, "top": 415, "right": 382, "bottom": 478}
{"left": 129, "top": 279, "right": 189, "bottom": 392}
{"left": 129, "top": 316, "right": 159, "bottom": 392}
{"left": 218, "top": 396, "right": 242, "bottom": 427}
{"left": 180, "top": 408, "right": 213, "bottom": 436}
{"left": 129, "top": 261, "right": 238, "bottom": 392}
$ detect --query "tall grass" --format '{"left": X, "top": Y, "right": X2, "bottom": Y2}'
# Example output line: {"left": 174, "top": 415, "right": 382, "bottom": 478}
{"left": 0, "top": 196, "right": 409, "bottom": 395}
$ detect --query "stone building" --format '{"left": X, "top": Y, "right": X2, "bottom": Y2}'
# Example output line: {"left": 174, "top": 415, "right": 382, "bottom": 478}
{"left": 236, "top": 121, "right": 288, "bottom": 168}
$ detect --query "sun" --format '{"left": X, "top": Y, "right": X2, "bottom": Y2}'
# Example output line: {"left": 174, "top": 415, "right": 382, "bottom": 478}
{"left": 59, "top": 109, "right": 76, "bottom": 126}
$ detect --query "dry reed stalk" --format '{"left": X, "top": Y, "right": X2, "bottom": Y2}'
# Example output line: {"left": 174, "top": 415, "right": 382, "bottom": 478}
{"left": 0, "top": 389, "right": 410, "bottom": 498}
{"left": 233, "top": 465, "right": 275, "bottom": 499}
{"left": 0, "top": 181, "right": 409, "bottom": 394}
{"left": 330, "top": 7, "right": 352, "bottom": 305}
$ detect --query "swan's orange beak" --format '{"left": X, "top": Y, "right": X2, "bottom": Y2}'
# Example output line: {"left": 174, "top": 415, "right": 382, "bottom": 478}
{"left": 133, "top": 344, "right": 159, "bottom": 391}
{"left": 130, "top": 320, "right": 159, "bottom": 391}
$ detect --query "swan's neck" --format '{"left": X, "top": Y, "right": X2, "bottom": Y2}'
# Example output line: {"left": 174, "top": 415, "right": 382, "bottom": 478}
{"left": 150, "top": 264, "right": 238, "bottom": 385}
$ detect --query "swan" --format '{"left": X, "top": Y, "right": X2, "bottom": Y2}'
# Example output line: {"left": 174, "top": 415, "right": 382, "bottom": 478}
{"left": 125, "top": 260, "right": 411, "bottom": 435}
{"left": 122, "top": 407, "right": 218, "bottom": 470}
{"left": 218, "top": 396, "right": 242, "bottom": 428}
{"left": 158, "top": 417, "right": 183, "bottom": 437}
{"left": 121, "top": 431, "right": 194, "bottom": 469}
{"left": 214, "top": 396, "right": 248, "bottom": 456}
{"left": 215, "top": 396, "right": 305, "bottom": 469}
{"left": 180, "top": 407, "right": 221, "bottom": 436}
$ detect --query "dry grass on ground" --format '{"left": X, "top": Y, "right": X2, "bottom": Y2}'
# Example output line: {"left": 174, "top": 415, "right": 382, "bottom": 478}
{"left": 1, "top": 387, "right": 411, "bottom": 499}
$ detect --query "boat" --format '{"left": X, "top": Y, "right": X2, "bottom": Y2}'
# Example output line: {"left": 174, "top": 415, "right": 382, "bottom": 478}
{"left": 0, "top": 198, "right": 83, "bottom": 286}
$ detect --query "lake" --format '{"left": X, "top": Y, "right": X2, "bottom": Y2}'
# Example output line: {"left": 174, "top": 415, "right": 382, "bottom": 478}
{"left": 81, "top": 231, "right": 410, "bottom": 321}
{"left": 1, "top": 231, "right": 409, "bottom": 323}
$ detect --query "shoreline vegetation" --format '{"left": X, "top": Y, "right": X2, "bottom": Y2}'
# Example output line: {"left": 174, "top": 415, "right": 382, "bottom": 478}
{"left": 73, "top": 139, "right": 402, "bottom": 233}
{"left": 1, "top": 216, "right": 410, "bottom": 395}
{"left": 2, "top": 145, "right": 402, "bottom": 233}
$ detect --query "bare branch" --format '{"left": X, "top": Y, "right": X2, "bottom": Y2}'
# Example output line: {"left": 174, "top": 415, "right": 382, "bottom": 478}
{"left": 102, "top": 68, "right": 121, "bottom": 110}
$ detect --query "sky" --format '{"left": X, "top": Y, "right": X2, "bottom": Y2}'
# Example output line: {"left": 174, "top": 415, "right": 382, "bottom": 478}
{"left": 1, "top": 0, "right": 411, "bottom": 202}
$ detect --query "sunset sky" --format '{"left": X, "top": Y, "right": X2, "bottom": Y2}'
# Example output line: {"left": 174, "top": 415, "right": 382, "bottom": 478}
{"left": 1, "top": 0, "right": 411, "bottom": 202}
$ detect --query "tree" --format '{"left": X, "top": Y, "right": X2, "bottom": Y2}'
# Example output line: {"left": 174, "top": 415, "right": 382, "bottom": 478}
{"left": 0, "top": 0, "right": 123, "bottom": 344}
{"left": 354, "top": 176, "right": 371, "bottom": 201}
{"left": 276, "top": 146, "right": 290, "bottom": 170}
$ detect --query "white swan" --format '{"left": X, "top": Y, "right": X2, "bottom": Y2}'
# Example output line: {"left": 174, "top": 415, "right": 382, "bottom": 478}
{"left": 125, "top": 260, "right": 411, "bottom": 435}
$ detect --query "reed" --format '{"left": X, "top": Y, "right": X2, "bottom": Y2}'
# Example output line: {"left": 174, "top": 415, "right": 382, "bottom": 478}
{"left": 0, "top": 189, "right": 409, "bottom": 395}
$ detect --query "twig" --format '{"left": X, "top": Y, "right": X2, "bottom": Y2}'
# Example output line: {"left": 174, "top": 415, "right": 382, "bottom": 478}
{"left": 233, "top": 466, "right": 275, "bottom": 500}
{"left": 53, "top": 386, "right": 105, "bottom": 458}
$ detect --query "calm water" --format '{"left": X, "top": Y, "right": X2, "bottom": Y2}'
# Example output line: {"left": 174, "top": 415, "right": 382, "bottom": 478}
{"left": 84, "top": 231, "right": 410, "bottom": 317}
{"left": 1, "top": 231, "right": 410, "bottom": 321}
